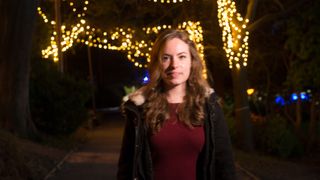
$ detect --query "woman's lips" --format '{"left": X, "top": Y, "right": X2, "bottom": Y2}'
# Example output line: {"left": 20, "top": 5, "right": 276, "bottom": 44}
{"left": 166, "top": 72, "right": 180, "bottom": 78}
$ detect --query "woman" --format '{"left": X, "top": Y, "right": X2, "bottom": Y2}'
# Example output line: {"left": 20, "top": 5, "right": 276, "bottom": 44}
{"left": 117, "top": 29, "right": 236, "bottom": 180}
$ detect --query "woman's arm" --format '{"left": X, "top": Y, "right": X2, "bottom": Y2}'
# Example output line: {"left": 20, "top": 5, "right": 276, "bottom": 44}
{"left": 117, "top": 105, "right": 136, "bottom": 180}
{"left": 213, "top": 100, "right": 237, "bottom": 180}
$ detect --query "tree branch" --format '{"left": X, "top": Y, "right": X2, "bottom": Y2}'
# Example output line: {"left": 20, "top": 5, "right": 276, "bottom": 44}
{"left": 247, "top": 0, "right": 310, "bottom": 32}
{"left": 245, "top": 0, "right": 259, "bottom": 22}
{"left": 273, "top": 0, "right": 285, "bottom": 10}
{"left": 204, "top": 44, "right": 225, "bottom": 57}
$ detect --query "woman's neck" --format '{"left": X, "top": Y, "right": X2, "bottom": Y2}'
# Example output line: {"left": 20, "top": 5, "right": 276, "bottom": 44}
{"left": 165, "top": 84, "right": 186, "bottom": 103}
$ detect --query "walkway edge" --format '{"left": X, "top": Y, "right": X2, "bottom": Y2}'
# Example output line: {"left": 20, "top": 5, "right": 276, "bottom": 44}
{"left": 43, "top": 148, "right": 77, "bottom": 180}
{"left": 236, "top": 162, "right": 260, "bottom": 180}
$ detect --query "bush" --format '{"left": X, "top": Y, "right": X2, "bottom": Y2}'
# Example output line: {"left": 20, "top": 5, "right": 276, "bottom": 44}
{"left": 30, "top": 59, "right": 91, "bottom": 135}
{"left": 222, "top": 95, "right": 304, "bottom": 158}
{"left": 222, "top": 96, "right": 237, "bottom": 142}
{"left": 253, "top": 114, "right": 304, "bottom": 158}
{"left": 95, "top": 83, "right": 124, "bottom": 108}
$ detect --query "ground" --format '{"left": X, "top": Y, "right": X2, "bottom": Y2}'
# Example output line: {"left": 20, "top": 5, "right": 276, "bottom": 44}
{"left": 0, "top": 127, "right": 88, "bottom": 180}
{"left": 1, "top": 113, "right": 320, "bottom": 180}
{"left": 235, "top": 149, "right": 320, "bottom": 180}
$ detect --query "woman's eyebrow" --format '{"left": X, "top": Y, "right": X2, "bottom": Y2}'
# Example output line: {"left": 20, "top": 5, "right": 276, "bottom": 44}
{"left": 162, "top": 53, "right": 172, "bottom": 56}
{"left": 177, "top": 52, "right": 188, "bottom": 55}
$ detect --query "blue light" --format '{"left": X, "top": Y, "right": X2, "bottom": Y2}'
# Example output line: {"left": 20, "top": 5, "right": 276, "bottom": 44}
{"left": 275, "top": 95, "right": 285, "bottom": 106}
{"left": 143, "top": 76, "right": 149, "bottom": 82}
{"left": 142, "top": 71, "right": 150, "bottom": 84}
{"left": 300, "top": 92, "right": 309, "bottom": 101}
{"left": 291, "top": 93, "right": 298, "bottom": 101}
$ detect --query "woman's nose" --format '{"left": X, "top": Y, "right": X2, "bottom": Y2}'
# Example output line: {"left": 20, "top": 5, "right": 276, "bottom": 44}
{"left": 170, "top": 58, "right": 179, "bottom": 68}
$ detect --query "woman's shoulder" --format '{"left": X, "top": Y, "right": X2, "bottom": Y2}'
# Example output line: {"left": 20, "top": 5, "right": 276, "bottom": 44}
{"left": 205, "top": 87, "right": 218, "bottom": 103}
{"left": 123, "top": 86, "right": 147, "bottom": 106}
{"left": 121, "top": 87, "right": 148, "bottom": 125}
{"left": 205, "top": 87, "right": 215, "bottom": 98}
{"left": 206, "top": 88, "right": 224, "bottom": 107}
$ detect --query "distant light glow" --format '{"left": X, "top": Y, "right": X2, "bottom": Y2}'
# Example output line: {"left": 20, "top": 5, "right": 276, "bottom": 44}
{"left": 247, "top": 88, "right": 254, "bottom": 95}
{"left": 143, "top": 70, "right": 150, "bottom": 84}
{"left": 143, "top": 74, "right": 150, "bottom": 84}
{"left": 300, "top": 92, "right": 309, "bottom": 101}
{"left": 275, "top": 95, "right": 285, "bottom": 106}
{"left": 291, "top": 93, "right": 298, "bottom": 101}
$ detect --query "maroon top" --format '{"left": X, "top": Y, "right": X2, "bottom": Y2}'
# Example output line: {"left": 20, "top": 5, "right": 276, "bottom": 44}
{"left": 150, "top": 103, "right": 205, "bottom": 180}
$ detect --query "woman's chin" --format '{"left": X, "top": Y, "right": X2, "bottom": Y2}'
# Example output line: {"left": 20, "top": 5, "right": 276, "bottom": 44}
{"left": 164, "top": 80, "right": 186, "bottom": 88}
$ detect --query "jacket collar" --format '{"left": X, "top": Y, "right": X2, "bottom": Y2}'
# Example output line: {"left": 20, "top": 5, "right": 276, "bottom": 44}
{"left": 123, "top": 86, "right": 215, "bottom": 106}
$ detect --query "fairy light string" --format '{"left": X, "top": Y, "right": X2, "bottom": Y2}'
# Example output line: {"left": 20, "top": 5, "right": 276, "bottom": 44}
{"left": 37, "top": 0, "right": 206, "bottom": 78}
{"left": 147, "top": 0, "right": 190, "bottom": 3}
{"left": 217, "top": 0, "right": 250, "bottom": 69}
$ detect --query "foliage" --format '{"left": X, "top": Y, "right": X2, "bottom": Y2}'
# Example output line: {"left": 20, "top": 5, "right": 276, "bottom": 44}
{"left": 30, "top": 59, "right": 91, "bottom": 135}
{"left": 124, "top": 85, "right": 136, "bottom": 95}
{"left": 284, "top": 0, "right": 320, "bottom": 91}
{"left": 253, "top": 114, "right": 304, "bottom": 158}
{"left": 222, "top": 96, "right": 237, "bottom": 142}
{"left": 95, "top": 83, "right": 125, "bottom": 108}
{"left": 223, "top": 97, "right": 304, "bottom": 158}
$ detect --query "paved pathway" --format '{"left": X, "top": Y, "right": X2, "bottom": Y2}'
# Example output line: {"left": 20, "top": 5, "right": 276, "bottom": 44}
{"left": 47, "top": 112, "right": 124, "bottom": 180}
{"left": 47, "top": 112, "right": 257, "bottom": 180}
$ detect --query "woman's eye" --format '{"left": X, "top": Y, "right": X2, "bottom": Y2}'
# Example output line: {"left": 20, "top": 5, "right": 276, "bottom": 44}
{"left": 179, "top": 55, "right": 186, "bottom": 59}
{"left": 162, "top": 56, "right": 170, "bottom": 61}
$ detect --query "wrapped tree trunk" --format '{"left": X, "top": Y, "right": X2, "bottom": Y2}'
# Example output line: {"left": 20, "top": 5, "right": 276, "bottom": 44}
{"left": 232, "top": 67, "right": 254, "bottom": 151}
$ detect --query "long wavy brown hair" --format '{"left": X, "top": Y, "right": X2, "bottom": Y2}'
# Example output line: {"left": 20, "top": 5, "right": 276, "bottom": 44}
{"left": 143, "top": 29, "right": 210, "bottom": 133}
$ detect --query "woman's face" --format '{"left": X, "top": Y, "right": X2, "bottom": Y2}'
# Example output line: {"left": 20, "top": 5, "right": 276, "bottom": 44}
{"left": 160, "top": 37, "right": 192, "bottom": 89}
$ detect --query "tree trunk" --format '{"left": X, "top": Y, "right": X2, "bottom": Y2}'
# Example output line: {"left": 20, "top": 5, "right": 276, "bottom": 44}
{"left": 55, "top": 0, "right": 64, "bottom": 73}
{"left": 232, "top": 67, "right": 254, "bottom": 151}
{"left": 0, "top": 0, "right": 37, "bottom": 136}
{"left": 307, "top": 97, "right": 318, "bottom": 151}
{"left": 212, "top": 0, "right": 257, "bottom": 151}
{"left": 295, "top": 95, "right": 302, "bottom": 135}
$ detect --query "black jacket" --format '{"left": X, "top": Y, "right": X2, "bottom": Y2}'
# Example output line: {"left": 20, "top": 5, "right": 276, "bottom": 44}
{"left": 117, "top": 91, "right": 237, "bottom": 180}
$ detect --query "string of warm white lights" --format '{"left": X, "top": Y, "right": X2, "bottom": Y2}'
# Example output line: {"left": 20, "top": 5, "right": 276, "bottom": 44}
{"left": 37, "top": 7, "right": 49, "bottom": 23}
{"left": 147, "top": 0, "right": 190, "bottom": 3}
{"left": 38, "top": 0, "right": 90, "bottom": 62}
{"left": 37, "top": 0, "right": 207, "bottom": 78}
{"left": 217, "top": 0, "right": 250, "bottom": 69}
{"left": 179, "top": 21, "right": 207, "bottom": 79}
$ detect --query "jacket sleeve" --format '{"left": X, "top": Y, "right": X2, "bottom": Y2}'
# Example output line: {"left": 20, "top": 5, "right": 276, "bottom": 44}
{"left": 213, "top": 99, "right": 237, "bottom": 180}
{"left": 117, "top": 103, "right": 136, "bottom": 180}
